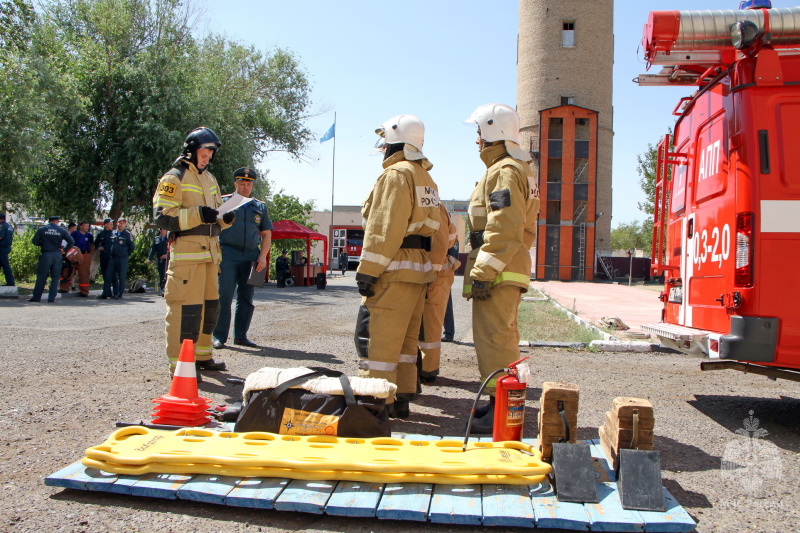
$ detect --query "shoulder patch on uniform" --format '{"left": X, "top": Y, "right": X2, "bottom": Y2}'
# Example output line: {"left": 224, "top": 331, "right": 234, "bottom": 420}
{"left": 415, "top": 185, "right": 440, "bottom": 208}
{"left": 157, "top": 181, "right": 177, "bottom": 197}
{"left": 489, "top": 189, "right": 512, "bottom": 211}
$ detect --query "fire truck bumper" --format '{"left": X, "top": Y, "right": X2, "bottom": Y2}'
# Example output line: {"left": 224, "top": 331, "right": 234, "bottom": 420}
{"left": 718, "top": 316, "right": 779, "bottom": 362}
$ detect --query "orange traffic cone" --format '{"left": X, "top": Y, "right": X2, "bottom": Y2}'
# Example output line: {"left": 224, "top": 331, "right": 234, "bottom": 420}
{"left": 151, "top": 339, "right": 212, "bottom": 426}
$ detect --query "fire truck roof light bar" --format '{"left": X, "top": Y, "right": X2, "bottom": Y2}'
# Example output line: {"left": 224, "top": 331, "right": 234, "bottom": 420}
{"left": 642, "top": 6, "right": 800, "bottom": 66}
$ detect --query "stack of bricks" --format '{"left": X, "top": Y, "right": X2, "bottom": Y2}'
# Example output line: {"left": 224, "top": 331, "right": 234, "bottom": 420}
{"left": 537, "top": 382, "right": 579, "bottom": 461}
{"left": 599, "top": 397, "right": 655, "bottom": 471}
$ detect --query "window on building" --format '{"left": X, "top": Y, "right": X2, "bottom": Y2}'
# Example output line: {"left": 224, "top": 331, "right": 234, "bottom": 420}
{"left": 548, "top": 157, "right": 563, "bottom": 182}
{"left": 561, "top": 96, "right": 575, "bottom": 106}
{"left": 546, "top": 201, "right": 561, "bottom": 225}
{"left": 549, "top": 117, "right": 563, "bottom": 139}
{"left": 575, "top": 118, "right": 590, "bottom": 140}
{"left": 562, "top": 21, "right": 575, "bottom": 47}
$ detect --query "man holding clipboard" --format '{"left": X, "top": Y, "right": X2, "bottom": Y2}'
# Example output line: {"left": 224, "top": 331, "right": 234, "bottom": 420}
{"left": 213, "top": 167, "right": 273, "bottom": 349}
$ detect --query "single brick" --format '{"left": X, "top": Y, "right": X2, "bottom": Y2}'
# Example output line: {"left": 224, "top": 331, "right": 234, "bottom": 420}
{"left": 612, "top": 397, "right": 654, "bottom": 420}
{"left": 541, "top": 382, "right": 580, "bottom": 402}
{"left": 604, "top": 410, "right": 655, "bottom": 432}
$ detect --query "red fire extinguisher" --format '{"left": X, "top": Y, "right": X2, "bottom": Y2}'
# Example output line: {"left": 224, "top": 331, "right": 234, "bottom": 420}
{"left": 492, "top": 357, "right": 530, "bottom": 442}
{"left": 462, "top": 356, "right": 531, "bottom": 451}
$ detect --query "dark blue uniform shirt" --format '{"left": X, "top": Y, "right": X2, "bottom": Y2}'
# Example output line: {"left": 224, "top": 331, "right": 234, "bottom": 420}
{"left": 110, "top": 230, "right": 134, "bottom": 257}
{"left": 33, "top": 223, "right": 74, "bottom": 252}
{"left": 219, "top": 197, "right": 273, "bottom": 252}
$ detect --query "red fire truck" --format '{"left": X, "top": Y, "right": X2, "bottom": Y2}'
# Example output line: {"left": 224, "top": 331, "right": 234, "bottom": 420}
{"left": 331, "top": 226, "right": 364, "bottom": 269}
{"left": 638, "top": 1, "right": 800, "bottom": 382}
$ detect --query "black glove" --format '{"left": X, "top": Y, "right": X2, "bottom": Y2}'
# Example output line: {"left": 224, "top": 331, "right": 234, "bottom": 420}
{"left": 357, "top": 281, "right": 375, "bottom": 297}
{"left": 200, "top": 206, "right": 218, "bottom": 224}
{"left": 222, "top": 211, "right": 235, "bottom": 224}
{"left": 471, "top": 279, "right": 492, "bottom": 301}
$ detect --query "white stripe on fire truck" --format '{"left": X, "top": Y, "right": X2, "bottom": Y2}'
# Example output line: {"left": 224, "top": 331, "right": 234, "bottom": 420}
{"left": 761, "top": 200, "right": 800, "bottom": 232}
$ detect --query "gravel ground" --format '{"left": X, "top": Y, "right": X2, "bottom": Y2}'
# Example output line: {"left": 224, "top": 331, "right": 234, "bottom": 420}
{"left": 1, "top": 276, "right": 798, "bottom": 533}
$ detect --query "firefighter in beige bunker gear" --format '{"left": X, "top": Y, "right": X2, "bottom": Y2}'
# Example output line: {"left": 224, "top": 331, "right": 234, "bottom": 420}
{"left": 355, "top": 115, "right": 441, "bottom": 419}
{"left": 462, "top": 104, "right": 540, "bottom": 434}
{"left": 153, "top": 127, "right": 234, "bottom": 375}
{"left": 419, "top": 203, "right": 460, "bottom": 383}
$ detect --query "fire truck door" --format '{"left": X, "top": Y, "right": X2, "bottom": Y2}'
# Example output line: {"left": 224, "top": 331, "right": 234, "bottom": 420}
{"left": 683, "top": 113, "right": 730, "bottom": 332}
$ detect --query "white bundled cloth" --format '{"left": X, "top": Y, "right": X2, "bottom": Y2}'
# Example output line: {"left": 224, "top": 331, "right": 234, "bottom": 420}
{"left": 242, "top": 367, "right": 397, "bottom": 405}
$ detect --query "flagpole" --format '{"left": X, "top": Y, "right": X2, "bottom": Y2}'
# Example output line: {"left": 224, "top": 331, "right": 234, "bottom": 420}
{"left": 330, "top": 113, "right": 336, "bottom": 275}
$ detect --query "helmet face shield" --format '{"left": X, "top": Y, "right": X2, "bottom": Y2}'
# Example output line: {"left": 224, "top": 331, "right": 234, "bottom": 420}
{"left": 370, "top": 136, "right": 387, "bottom": 156}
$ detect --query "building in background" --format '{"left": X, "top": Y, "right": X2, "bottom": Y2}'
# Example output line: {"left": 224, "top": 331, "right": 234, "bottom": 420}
{"left": 517, "top": 0, "right": 614, "bottom": 280}
{"left": 310, "top": 203, "right": 467, "bottom": 270}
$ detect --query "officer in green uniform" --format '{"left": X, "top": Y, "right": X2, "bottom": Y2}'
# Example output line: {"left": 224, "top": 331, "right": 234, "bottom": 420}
{"left": 213, "top": 167, "right": 273, "bottom": 349}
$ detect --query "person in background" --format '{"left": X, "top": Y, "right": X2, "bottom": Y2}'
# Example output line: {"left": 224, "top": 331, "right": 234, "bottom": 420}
{"left": 148, "top": 228, "right": 169, "bottom": 296}
{"left": 418, "top": 205, "right": 460, "bottom": 384}
{"left": 70, "top": 221, "right": 94, "bottom": 297}
{"left": 276, "top": 250, "right": 290, "bottom": 287}
{"left": 59, "top": 223, "right": 78, "bottom": 293}
{"left": 441, "top": 240, "right": 460, "bottom": 342}
{"left": 95, "top": 218, "right": 115, "bottom": 284}
{"left": 30, "top": 216, "right": 74, "bottom": 303}
{"left": 213, "top": 167, "right": 272, "bottom": 349}
{"left": 0, "top": 213, "right": 14, "bottom": 286}
{"left": 99, "top": 217, "right": 134, "bottom": 300}
{"left": 340, "top": 249, "right": 348, "bottom": 276}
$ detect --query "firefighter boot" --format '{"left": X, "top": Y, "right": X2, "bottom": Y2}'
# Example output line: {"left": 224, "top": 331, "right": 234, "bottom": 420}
{"left": 196, "top": 359, "right": 227, "bottom": 371}
{"left": 388, "top": 399, "right": 410, "bottom": 419}
{"left": 470, "top": 407, "right": 494, "bottom": 434}
{"left": 474, "top": 396, "right": 495, "bottom": 419}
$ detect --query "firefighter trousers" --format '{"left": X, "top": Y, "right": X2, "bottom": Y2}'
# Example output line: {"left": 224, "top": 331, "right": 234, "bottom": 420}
{"left": 473, "top": 284, "right": 523, "bottom": 396}
{"left": 419, "top": 270, "right": 455, "bottom": 378}
{"left": 164, "top": 261, "right": 220, "bottom": 369}
{"left": 355, "top": 280, "right": 426, "bottom": 402}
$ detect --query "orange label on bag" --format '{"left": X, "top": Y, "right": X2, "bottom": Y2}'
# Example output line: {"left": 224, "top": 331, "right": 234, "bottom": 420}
{"left": 280, "top": 409, "right": 340, "bottom": 435}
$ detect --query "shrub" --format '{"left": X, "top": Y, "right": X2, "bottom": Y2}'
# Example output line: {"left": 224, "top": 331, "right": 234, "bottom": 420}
{"left": 8, "top": 228, "right": 41, "bottom": 283}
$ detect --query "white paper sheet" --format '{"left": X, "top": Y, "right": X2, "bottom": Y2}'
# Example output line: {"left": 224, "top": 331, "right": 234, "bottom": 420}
{"left": 217, "top": 193, "right": 253, "bottom": 218}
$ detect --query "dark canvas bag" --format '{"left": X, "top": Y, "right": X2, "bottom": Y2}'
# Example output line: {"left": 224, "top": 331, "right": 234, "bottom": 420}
{"left": 234, "top": 369, "right": 391, "bottom": 438}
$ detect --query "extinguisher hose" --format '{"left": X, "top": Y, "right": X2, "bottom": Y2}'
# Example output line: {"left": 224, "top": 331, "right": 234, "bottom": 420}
{"left": 462, "top": 368, "right": 509, "bottom": 452}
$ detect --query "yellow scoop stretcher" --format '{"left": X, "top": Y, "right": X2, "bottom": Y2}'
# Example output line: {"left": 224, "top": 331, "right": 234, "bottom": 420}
{"left": 82, "top": 427, "right": 551, "bottom": 485}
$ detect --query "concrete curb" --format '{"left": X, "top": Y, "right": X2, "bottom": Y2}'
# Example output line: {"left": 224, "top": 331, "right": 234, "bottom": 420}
{"left": 521, "top": 290, "right": 681, "bottom": 353}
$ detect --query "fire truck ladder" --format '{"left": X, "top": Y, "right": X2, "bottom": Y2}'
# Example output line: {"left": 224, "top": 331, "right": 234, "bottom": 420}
{"left": 578, "top": 222, "right": 586, "bottom": 280}
{"left": 651, "top": 134, "right": 684, "bottom": 278}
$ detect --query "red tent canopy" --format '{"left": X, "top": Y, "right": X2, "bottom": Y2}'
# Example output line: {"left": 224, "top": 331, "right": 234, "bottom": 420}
{"left": 268, "top": 220, "right": 328, "bottom": 281}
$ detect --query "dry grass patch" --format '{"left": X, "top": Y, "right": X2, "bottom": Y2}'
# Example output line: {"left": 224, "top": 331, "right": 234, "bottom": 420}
{"left": 518, "top": 299, "right": 603, "bottom": 345}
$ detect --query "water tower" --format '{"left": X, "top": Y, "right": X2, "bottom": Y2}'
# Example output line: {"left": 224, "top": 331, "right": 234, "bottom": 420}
{"left": 517, "top": 0, "right": 614, "bottom": 280}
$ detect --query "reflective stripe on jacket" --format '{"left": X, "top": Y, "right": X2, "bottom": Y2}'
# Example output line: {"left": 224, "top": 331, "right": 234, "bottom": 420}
{"left": 463, "top": 143, "right": 539, "bottom": 296}
{"left": 356, "top": 151, "right": 440, "bottom": 284}
{"left": 152, "top": 161, "right": 230, "bottom": 265}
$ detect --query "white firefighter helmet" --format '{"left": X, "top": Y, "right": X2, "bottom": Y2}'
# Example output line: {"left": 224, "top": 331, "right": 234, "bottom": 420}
{"left": 465, "top": 103, "right": 531, "bottom": 161}
{"left": 375, "top": 115, "right": 425, "bottom": 152}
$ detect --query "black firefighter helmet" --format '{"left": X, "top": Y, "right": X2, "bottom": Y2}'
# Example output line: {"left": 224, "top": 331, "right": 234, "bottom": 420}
{"left": 180, "top": 127, "right": 221, "bottom": 169}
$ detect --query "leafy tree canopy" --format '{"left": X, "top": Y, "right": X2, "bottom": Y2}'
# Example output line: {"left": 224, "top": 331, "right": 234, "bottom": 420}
{"left": 20, "top": 0, "right": 314, "bottom": 223}
{"left": 611, "top": 219, "right": 653, "bottom": 256}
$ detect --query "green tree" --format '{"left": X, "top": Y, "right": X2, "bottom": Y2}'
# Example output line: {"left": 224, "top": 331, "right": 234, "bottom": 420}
{"left": 610, "top": 219, "right": 653, "bottom": 256}
{"left": 636, "top": 129, "right": 672, "bottom": 215}
{"left": 0, "top": 0, "right": 44, "bottom": 209}
{"left": 265, "top": 189, "right": 316, "bottom": 278}
{"left": 26, "top": 0, "right": 314, "bottom": 223}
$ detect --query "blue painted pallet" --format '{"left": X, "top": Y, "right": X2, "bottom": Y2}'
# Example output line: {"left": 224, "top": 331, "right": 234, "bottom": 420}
{"left": 45, "top": 435, "right": 696, "bottom": 531}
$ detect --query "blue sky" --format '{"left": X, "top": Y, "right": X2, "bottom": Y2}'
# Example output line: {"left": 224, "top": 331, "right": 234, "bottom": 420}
{"left": 202, "top": 0, "right": 779, "bottom": 227}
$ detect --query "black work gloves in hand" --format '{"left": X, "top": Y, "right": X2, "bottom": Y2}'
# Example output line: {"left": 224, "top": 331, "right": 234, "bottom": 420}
{"left": 471, "top": 279, "right": 492, "bottom": 301}
{"left": 357, "top": 281, "right": 375, "bottom": 297}
{"left": 200, "top": 206, "right": 219, "bottom": 224}
{"left": 222, "top": 211, "right": 235, "bottom": 224}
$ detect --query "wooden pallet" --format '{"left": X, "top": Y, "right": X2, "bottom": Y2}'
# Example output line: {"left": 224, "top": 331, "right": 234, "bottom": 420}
{"left": 45, "top": 434, "right": 696, "bottom": 531}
